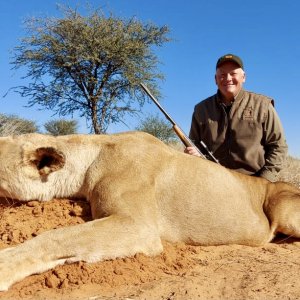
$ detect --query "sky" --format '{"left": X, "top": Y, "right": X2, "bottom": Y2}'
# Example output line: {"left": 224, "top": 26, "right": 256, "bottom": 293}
{"left": 0, "top": 0, "right": 299, "bottom": 157}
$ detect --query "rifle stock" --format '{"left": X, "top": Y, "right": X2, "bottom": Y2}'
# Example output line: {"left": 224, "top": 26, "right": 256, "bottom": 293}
{"left": 140, "top": 83, "right": 219, "bottom": 163}
{"left": 172, "top": 125, "right": 206, "bottom": 159}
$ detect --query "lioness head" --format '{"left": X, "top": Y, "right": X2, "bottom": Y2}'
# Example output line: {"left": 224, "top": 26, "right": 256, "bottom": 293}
{"left": 0, "top": 134, "right": 65, "bottom": 200}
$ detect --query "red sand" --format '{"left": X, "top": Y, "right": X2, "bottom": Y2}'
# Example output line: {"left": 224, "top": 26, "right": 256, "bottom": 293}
{"left": 0, "top": 198, "right": 299, "bottom": 300}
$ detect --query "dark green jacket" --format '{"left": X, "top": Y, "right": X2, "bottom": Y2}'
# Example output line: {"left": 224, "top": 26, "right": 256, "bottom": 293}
{"left": 189, "top": 89, "right": 288, "bottom": 181}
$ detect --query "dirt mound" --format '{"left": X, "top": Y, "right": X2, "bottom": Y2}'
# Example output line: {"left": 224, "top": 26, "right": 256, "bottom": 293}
{"left": 0, "top": 198, "right": 300, "bottom": 300}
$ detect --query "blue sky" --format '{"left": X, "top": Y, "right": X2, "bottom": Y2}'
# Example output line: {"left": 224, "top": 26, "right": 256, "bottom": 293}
{"left": 1, "top": 0, "right": 299, "bottom": 157}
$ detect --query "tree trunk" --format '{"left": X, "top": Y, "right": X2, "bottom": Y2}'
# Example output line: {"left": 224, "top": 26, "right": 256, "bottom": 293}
{"left": 92, "top": 114, "right": 101, "bottom": 134}
{"left": 91, "top": 103, "right": 102, "bottom": 134}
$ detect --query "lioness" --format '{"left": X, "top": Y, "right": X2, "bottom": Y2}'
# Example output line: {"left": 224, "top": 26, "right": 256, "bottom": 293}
{"left": 0, "top": 131, "right": 299, "bottom": 291}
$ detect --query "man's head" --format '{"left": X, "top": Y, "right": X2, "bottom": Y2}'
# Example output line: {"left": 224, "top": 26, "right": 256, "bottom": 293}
{"left": 215, "top": 54, "right": 246, "bottom": 103}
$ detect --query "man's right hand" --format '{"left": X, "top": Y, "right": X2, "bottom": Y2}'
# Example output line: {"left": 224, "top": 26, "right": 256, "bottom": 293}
{"left": 184, "top": 146, "right": 201, "bottom": 157}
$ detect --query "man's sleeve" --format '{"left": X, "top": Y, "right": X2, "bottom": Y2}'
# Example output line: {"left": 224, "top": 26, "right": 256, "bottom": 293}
{"left": 258, "top": 103, "right": 288, "bottom": 181}
{"left": 189, "top": 108, "right": 202, "bottom": 150}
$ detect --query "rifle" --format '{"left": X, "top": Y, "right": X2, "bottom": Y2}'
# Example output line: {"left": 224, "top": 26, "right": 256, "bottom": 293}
{"left": 140, "top": 83, "right": 219, "bottom": 164}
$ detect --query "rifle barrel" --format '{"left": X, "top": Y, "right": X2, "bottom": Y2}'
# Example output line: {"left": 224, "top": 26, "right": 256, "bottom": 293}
{"left": 140, "top": 83, "right": 176, "bottom": 126}
{"left": 140, "top": 83, "right": 210, "bottom": 160}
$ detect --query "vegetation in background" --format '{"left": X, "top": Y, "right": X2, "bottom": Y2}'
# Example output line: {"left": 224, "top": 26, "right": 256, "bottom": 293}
{"left": 0, "top": 113, "right": 78, "bottom": 137}
{"left": 278, "top": 156, "right": 300, "bottom": 189}
{"left": 135, "top": 114, "right": 178, "bottom": 144}
{"left": 44, "top": 119, "right": 78, "bottom": 136}
{"left": 10, "top": 4, "right": 170, "bottom": 134}
{"left": 0, "top": 114, "right": 38, "bottom": 136}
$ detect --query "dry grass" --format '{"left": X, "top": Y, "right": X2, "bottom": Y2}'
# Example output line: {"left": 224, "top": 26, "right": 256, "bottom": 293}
{"left": 278, "top": 156, "right": 300, "bottom": 188}
{"left": 0, "top": 114, "right": 37, "bottom": 136}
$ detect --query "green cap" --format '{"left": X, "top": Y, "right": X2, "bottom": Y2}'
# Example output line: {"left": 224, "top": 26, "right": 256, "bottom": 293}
{"left": 216, "top": 54, "right": 244, "bottom": 70}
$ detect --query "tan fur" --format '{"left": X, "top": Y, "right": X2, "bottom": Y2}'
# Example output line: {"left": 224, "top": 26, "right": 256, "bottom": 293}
{"left": 0, "top": 131, "right": 299, "bottom": 291}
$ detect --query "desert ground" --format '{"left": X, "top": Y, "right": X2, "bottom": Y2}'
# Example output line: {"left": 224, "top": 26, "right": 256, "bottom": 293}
{"left": 0, "top": 157, "right": 299, "bottom": 300}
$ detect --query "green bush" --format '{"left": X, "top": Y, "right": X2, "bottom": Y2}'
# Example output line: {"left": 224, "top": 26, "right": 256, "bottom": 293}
{"left": 44, "top": 119, "right": 78, "bottom": 136}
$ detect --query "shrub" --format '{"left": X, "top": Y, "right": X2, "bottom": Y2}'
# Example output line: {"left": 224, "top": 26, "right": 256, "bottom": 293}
{"left": 0, "top": 114, "right": 38, "bottom": 136}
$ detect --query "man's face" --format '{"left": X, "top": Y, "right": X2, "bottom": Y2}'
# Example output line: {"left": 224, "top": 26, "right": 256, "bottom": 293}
{"left": 215, "top": 61, "right": 246, "bottom": 101}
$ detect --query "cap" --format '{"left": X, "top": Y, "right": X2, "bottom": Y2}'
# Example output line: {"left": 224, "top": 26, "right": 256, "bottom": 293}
{"left": 216, "top": 54, "right": 244, "bottom": 70}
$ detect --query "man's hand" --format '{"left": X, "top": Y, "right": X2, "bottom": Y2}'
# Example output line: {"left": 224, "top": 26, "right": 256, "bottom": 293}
{"left": 184, "top": 146, "right": 201, "bottom": 157}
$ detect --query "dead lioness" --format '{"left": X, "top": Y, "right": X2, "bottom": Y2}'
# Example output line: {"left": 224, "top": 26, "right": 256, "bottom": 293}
{"left": 0, "top": 131, "right": 299, "bottom": 291}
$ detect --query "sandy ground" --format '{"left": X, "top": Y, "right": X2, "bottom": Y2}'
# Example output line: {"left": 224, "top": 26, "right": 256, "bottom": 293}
{"left": 0, "top": 197, "right": 300, "bottom": 300}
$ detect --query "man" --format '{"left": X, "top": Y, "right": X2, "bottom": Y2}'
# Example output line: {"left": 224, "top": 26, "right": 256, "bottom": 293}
{"left": 185, "top": 54, "right": 287, "bottom": 182}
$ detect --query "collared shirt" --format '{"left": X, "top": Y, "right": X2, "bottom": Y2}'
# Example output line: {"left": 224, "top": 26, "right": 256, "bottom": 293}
{"left": 189, "top": 89, "right": 288, "bottom": 181}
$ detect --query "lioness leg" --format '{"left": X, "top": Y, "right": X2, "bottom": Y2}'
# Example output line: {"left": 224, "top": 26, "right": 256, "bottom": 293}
{"left": 0, "top": 215, "right": 162, "bottom": 291}
{"left": 265, "top": 182, "right": 300, "bottom": 238}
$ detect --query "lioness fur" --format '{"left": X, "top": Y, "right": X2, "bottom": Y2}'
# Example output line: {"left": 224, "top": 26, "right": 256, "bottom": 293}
{"left": 0, "top": 131, "right": 299, "bottom": 291}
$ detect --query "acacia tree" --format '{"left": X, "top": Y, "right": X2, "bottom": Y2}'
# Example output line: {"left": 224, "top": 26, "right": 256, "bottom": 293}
{"left": 11, "top": 5, "right": 170, "bottom": 133}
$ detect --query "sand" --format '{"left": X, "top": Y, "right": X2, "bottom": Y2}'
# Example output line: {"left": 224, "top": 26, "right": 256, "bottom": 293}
{"left": 0, "top": 197, "right": 299, "bottom": 300}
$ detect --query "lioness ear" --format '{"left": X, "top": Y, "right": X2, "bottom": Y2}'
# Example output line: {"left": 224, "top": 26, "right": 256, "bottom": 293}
{"left": 29, "top": 147, "right": 66, "bottom": 176}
